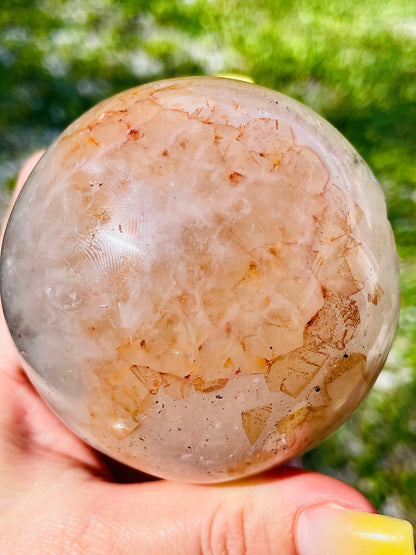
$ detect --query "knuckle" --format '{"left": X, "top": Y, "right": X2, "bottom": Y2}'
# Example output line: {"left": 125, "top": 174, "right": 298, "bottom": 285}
{"left": 200, "top": 496, "right": 272, "bottom": 555}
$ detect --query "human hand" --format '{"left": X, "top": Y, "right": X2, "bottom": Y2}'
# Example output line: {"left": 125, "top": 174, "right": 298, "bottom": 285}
{"left": 0, "top": 154, "right": 413, "bottom": 554}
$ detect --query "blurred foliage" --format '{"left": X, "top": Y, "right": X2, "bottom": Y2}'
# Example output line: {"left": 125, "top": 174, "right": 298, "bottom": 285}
{"left": 1, "top": 0, "right": 415, "bottom": 523}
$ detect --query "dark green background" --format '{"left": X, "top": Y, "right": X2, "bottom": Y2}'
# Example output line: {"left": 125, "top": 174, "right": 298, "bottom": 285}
{"left": 1, "top": 0, "right": 415, "bottom": 524}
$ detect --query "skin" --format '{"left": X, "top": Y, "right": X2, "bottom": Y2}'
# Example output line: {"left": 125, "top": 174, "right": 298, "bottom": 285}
{"left": 0, "top": 153, "right": 375, "bottom": 555}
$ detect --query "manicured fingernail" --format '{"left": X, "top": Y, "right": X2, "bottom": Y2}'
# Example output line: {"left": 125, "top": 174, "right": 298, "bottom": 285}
{"left": 295, "top": 504, "right": 415, "bottom": 555}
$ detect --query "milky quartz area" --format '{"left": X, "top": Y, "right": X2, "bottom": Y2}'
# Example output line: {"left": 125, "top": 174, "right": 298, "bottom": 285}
{"left": 1, "top": 77, "right": 399, "bottom": 482}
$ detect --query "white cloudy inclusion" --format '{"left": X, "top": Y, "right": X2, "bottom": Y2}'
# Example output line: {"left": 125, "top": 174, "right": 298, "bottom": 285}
{"left": 0, "top": 77, "right": 400, "bottom": 482}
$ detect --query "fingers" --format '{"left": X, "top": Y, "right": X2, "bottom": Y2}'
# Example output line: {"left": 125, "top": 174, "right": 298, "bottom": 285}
{"left": 1, "top": 431, "right": 413, "bottom": 555}
{"left": 0, "top": 467, "right": 379, "bottom": 555}
{"left": 0, "top": 152, "right": 109, "bottom": 480}
{"left": 0, "top": 362, "right": 110, "bottom": 485}
{"left": 0, "top": 151, "right": 45, "bottom": 374}
{"left": 2, "top": 150, "right": 44, "bottom": 235}
{"left": 106, "top": 470, "right": 376, "bottom": 554}
{"left": 12, "top": 151, "right": 45, "bottom": 203}
{"left": 90, "top": 471, "right": 413, "bottom": 554}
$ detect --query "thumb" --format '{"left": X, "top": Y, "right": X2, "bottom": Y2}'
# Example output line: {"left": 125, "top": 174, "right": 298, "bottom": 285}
{"left": 58, "top": 468, "right": 413, "bottom": 555}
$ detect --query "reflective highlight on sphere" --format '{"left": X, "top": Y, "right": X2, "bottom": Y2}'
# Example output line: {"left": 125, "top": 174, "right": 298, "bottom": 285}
{"left": 0, "top": 77, "right": 400, "bottom": 482}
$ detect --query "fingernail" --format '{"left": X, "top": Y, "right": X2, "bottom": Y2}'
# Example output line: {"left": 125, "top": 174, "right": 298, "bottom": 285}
{"left": 295, "top": 504, "right": 415, "bottom": 555}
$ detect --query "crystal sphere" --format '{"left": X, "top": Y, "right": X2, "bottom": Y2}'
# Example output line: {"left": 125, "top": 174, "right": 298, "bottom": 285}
{"left": 0, "top": 77, "right": 399, "bottom": 482}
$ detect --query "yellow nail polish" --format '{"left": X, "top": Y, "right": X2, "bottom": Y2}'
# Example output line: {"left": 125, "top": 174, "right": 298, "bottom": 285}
{"left": 295, "top": 504, "right": 415, "bottom": 555}
{"left": 214, "top": 73, "right": 255, "bottom": 83}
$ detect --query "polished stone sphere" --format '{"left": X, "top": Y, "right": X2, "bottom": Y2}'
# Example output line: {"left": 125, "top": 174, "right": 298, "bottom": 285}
{"left": 0, "top": 77, "right": 399, "bottom": 482}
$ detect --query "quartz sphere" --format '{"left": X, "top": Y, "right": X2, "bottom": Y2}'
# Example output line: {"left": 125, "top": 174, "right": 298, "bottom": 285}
{"left": 1, "top": 77, "right": 399, "bottom": 483}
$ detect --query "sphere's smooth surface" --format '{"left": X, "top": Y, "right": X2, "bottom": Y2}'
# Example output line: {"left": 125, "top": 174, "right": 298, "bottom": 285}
{"left": 1, "top": 77, "right": 399, "bottom": 482}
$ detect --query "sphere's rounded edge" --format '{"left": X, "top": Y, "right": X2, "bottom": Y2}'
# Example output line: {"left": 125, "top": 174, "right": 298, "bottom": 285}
{"left": 0, "top": 76, "right": 400, "bottom": 483}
